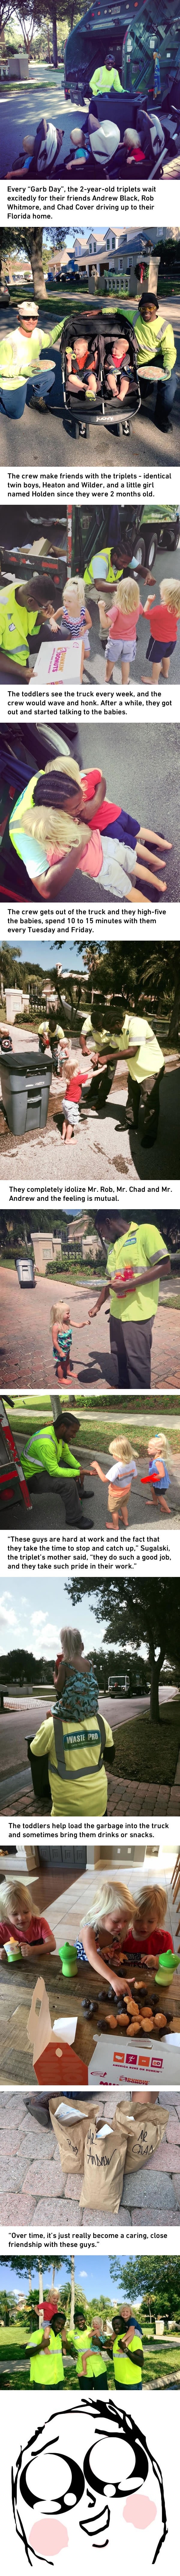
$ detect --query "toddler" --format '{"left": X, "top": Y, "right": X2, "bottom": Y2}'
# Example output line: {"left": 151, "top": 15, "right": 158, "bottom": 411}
{"left": 90, "top": 1437, "right": 138, "bottom": 1528}
{"left": 0, "top": 1877, "right": 56, "bottom": 1956}
{"left": 104, "top": 335, "right": 130, "bottom": 402}
{"left": 59, "top": 576, "right": 92, "bottom": 656}
{"left": 122, "top": 126, "right": 146, "bottom": 167}
{"left": 101, "top": 576, "right": 141, "bottom": 683}
{"left": 66, "top": 337, "right": 98, "bottom": 397}
{"left": 141, "top": 1433, "right": 171, "bottom": 1516}
{"left": 50, "top": 1299, "right": 85, "bottom": 1380}
{"left": 142, "top": 579, "right": 180, "bottom": 682}
{"left": 62, "top": 1059, "right": 91, "bottom": 1144}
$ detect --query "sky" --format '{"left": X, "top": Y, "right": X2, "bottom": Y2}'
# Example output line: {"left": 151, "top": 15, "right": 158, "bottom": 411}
{"left": 0, "top": 2256, "right": 140, "bottom": 2304}
{"left": 5, "top": 944, "right": 85, "bottom": 972}
{"left": 0, "top": 1578, "right": 148, "bottom": 1665}
{"left": 0, "top": 1577, "right": 107, "bottom": 1661}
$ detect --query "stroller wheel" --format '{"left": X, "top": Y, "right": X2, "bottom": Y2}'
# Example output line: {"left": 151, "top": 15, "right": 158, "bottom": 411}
{"left": 122, "top": 420, "right": 130, "bottom": 438}
{"left": 73, "top": 419, "right": 80, "bottom": 439}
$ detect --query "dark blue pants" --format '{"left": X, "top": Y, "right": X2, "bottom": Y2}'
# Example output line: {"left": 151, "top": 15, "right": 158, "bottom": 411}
{"left": 0, "top": 382, "right": 27, "bottom": 416}
{"left": 154, "top": 364, "right": 177, "bottom": 422}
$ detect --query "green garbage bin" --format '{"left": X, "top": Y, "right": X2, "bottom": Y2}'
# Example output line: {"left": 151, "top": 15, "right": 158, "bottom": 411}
{"left": 0, "top": 1048, "right": 52, "bottom": 1136}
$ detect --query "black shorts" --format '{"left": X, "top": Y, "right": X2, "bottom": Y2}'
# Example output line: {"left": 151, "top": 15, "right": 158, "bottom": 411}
{"left": 146, "top": 634, "right": 175, "bottom": 662}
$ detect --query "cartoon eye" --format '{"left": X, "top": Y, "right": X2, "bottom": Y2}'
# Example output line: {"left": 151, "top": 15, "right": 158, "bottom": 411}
{"left": 20, "top": 2457, "right": 80, "bottom": 2511}
{"left": 83, "top": 2427, "right": 145, "bottom": 2501}
{"left": 20, "top": 2453, "right": 84, "bottom": 2517}
{"left": 84, "top": 2440, "right": 136, "bottom": 2495}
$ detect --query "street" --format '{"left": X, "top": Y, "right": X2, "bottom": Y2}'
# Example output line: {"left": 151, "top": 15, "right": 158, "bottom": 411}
{"left": 0, "top": 300, "right": 179, "bottom": 470}
{"left": 0, "top": 77, "right": 70, "bottom": 175}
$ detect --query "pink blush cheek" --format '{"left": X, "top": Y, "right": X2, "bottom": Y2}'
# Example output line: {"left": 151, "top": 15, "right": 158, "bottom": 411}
{"left": 29, "top": 2523, "right": 68, "bottom": 2557}
{"left": 123, "top": 2500, "right": 157, "bottom": 2529}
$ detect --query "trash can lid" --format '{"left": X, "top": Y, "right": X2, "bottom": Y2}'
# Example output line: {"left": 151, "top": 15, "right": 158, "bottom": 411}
{"left": 0, "top": 1049, "right": 52, "bottom": 1072}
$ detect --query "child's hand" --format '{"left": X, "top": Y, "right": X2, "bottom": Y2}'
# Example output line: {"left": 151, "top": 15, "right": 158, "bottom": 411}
{"left": 143, "top": 592, "right": 155, "bottom": 611}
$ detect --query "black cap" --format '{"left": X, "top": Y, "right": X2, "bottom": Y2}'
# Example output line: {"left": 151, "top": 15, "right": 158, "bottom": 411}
{"left": 139, "top": 292, "right": 159, "bottom": 311}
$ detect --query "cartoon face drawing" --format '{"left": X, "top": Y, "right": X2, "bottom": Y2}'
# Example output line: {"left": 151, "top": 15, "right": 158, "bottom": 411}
{"left": 12, "top": 2398, "right": 167, "bottom": 2575}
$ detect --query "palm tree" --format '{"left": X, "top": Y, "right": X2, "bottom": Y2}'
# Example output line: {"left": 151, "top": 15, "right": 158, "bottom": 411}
{"left": 70, "top": 2253, "right": 75, "bottom": 2328}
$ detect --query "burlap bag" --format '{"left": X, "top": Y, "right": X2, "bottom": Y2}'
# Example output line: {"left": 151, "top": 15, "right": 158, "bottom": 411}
{"left": 79, "top": 2113, "right": 130, "bottom": 2213}
{"left": 49, "top": 2096, "right": 99, "bottom": 2174}
{"left": 113, "top": 2096, "right": 167, "bottom": 2169}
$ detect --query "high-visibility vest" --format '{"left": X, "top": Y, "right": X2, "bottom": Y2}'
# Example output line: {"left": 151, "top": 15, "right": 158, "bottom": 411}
{"left": 113, "top": 2327, "right": 143, "bottom": 2385}
{"left": 20, "top": 1426, "right": 80, "bottom": 1482}
{"left": 29, "top": 2328, "right": 64, "bottom": 2386}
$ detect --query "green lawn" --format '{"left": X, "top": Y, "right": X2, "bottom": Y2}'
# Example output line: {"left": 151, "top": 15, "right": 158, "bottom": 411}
{"left": 0, "top": 2325, "right": 28, "bottom": 2347}
{"left": 70, "top": 1415, "right": 180, "bottom": 1455}
{"left": 1, "top": 2348, "right": 180, "bottom": 2392}
{"left": 110, "top": 1697, "right": 180, "bottom": 1785}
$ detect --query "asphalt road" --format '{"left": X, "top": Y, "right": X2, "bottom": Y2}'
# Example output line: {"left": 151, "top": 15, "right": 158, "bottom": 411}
{"left": 0, "top": 77, "right": 67, "bottom": 175}
{"left": 0, "top": 301, "right": 179, "bottom": 470}
{"left": 99, "top": 1685, "right": 179, "bottom": 1725}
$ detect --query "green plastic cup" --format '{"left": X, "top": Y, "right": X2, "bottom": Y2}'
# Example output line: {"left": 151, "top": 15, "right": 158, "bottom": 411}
{"left": 58, "top": 1942, "right": 78, "bottom": 1978}
{"left": 155, "top": 1950, "right": 179, "bottom": 1986}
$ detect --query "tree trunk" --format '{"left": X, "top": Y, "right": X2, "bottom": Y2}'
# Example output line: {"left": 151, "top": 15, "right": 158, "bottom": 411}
{"left": 52, "top": 3, "right": 58, "bottom": 67}
{"left": 25, "top": 230, "right": 47, "bottom": 301}
{"left": 168, "top": 967, "right": 180, "bottom": 1046}
{"left": 51, "top": 2260, "right": 56, "bottom": 2289}
{"left": 150, "top": 1649, "right": 162, "bottom": 1724}
{"left": 28, "top": 2269, "right": 32, "bottom": 2295}
{"left": 70, "top": 2252, "right": 75, "bottom": 2328}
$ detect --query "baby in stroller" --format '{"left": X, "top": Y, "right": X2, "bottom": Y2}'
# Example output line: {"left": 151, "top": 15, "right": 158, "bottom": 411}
{"left": 104, "top": 334, "right": 131, "bottom": 402}
{"left": 100, "top": 316, "right": 139, "bottom": 412}
{"left": 66, "top": 334, "right": 99, "bottom": 399}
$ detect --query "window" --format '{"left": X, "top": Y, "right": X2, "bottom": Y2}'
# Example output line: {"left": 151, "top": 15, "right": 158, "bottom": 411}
{"left": 106, "top": 236, "right": 110, "bottom": 250}
{"left": 93, "top": 239, "right": 96, "bottom": 251}
{"left": 112, "top": 236, "right": 115, "bottom": 248}
{"left": 89, "top": 241, "right": 92, "bottom": 252}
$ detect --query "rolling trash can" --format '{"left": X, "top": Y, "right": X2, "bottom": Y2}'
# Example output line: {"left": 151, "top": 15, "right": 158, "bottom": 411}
{"left": 0, "top": 1047, "right": 52, "bottom": 1135}
{"left": 26, "top": 1736, "right": 51, "bottom": 1808}
{"left": 15, "top": 1257, "right": 35, "bottom": 1287}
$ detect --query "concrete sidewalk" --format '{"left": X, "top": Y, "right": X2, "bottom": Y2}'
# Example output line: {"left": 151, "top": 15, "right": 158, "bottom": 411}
{"left": 0, "top": 2087, "right": 179, "bottom": 2227}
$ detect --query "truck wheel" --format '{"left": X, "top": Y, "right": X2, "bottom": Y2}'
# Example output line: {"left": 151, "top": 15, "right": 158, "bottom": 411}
{"left": 133, "top": 536, "right": 146, "bottom": 566}
{"left": 146, "top": 534, "right": 157, "bottom": 568}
